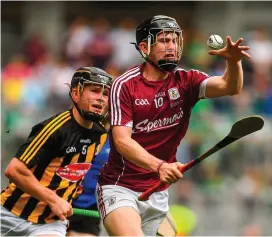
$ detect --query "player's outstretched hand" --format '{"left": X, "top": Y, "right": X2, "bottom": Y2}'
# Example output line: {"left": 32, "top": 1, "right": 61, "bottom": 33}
{"left": 158, "top": 162, "right": 184, "bottom": 184}
{"left": 48, "top": 196, "right": 73, "bottom": 221}
{"left": 208, "top": 36, "right": 251, "bottom": 62}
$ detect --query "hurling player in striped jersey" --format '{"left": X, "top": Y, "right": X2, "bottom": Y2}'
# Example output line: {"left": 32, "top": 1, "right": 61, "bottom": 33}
{"left": 1, "top": 67, "right": 113, "bottom": 236}
{"left": 96, "top": 15, "right": 251, "bottom": 236}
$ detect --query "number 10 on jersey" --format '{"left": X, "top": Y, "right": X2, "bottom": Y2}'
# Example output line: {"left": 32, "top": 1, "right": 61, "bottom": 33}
{"left": 154, "top": 97, "right": 163, "bottom": 108}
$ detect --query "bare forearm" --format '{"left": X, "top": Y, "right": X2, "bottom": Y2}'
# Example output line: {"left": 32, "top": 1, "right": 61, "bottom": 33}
{"left": 114, "top": 137, "right": 162, "bottom": 172}
{"left": 225, "top": 60, "right": 243, "bottom": 94}
{"left": 7, "top": 166, "right": 58, "bottom": 205}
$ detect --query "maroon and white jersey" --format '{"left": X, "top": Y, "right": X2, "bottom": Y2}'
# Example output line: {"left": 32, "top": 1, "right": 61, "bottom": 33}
{"left": 99, "top": 64, "right": 210, "bottom": 192}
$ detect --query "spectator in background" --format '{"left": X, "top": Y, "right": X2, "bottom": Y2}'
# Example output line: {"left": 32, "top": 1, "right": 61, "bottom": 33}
{"left": 184, "top": 29, "right": 212, "bottom": 72}
{"left": 85, "top": 17, "right": 113, "bottom": 69}
{"left": 110, "top": 17, "right": 142, "bottom": 71}
{"left": 246, "top": 26, "right": 272, "bottom": 118}
{"left": 248, "top": 26, "right": 272, "bottom": 95}
{"left": 21, "top": 52, "right": 56, "bottom": 112}
{"left": 65, "top": 17, "right": 93, "bottom": 67}
{"left": 48, "top": 58, "right": 76, "bottom": 111}
{"left": 25, "top": 34, "right": 48, "bottom": 66}
{"left": 103, "top": 62, "right": 123, "bottom": 78}
{"left": 2, "top": 54, "right": 32, "bottom": 105}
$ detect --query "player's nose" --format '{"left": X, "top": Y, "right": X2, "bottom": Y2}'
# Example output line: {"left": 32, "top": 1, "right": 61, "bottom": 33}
{"left": 166, "top": 41, "right": 176, "bottom": 51}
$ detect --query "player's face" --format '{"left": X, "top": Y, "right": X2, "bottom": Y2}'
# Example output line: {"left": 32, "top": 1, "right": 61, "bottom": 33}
{"left": 79, "top": 83, "right": 109, "bottom": 116}
{"left": 150, "top": 31, "right": 181, "bottom": 62}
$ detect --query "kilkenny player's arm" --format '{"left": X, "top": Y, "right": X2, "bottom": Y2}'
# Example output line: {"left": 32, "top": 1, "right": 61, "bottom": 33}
{"left": 205, "top": 36, "right": 251, "bottom": 98}
{"left": 5, "top": 158, "right": 72, "bottom": 221}
{"left": 5, "top": 112, "right": 73, "bottom": 220}
{"left": 5, "top": 158, "right": 57, "bottom": 203}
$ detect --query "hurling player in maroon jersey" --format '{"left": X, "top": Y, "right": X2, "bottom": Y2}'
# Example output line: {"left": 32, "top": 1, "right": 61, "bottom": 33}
{"left": 96, "top": 15, "right": 251, "bottom": 236}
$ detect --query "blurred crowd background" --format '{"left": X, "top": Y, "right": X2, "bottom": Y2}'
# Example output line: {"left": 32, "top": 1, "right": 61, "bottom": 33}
{"left": 1, "top": 1, "right": 272, "bottom": 235}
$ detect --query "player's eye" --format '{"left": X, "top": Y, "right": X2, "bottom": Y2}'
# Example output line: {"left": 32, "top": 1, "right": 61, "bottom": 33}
{"left": 89, "top": 88, "right": 98, "bottom": 92}
{"left": 158, "top": 38, "right": 167, "bottom": 43}
{"left": 103, "top": 90, "right": 109, "bottom": 97}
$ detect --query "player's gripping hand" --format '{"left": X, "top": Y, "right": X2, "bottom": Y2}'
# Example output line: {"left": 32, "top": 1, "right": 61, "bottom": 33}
{"left": 158, "top": 162, "right": 184, "bottom": 184}
{"left": 208, "top": 36, "right": 251, "bottom": 62}
{"left": 48, "top": 196, "right": 73, "bottom": 221}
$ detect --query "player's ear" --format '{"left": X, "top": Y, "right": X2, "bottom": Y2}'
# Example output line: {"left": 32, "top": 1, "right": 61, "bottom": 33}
{"left": 139, "top": 42, "right": 148, "bottom": 55}
{"left": 71, "top": 86, "right": 80, "bottom": 103}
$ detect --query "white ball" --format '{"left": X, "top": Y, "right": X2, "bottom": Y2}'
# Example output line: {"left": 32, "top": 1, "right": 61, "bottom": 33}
{"left": 207, "top": 34, "right": 224, "bottom": 50}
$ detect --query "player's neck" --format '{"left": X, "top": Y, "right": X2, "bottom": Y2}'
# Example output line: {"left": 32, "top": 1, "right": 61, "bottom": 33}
{"left": 143, "top": 62, "right": 169, "bottom": 81}
{"left": 72, "top": 107, "right": 94, "bottom": 129}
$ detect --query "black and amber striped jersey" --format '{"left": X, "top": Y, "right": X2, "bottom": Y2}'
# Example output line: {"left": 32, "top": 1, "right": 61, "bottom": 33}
{"left": 1, "top": 109, "right": 107, "bottom": 224}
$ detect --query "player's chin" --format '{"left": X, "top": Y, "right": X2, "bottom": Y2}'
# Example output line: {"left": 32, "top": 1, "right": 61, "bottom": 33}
{"left": 91, "top": 108, "right": 107, "bottom": 116}
{"left": 157, "top": 55, "right": 177, "bottom": 61}
{"left": 87, "top": 109, "right": 101, "bottom": 115}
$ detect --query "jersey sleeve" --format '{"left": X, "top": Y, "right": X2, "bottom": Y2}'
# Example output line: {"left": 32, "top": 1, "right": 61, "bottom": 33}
{"left": 187, "top": 69, "right": 211, "bottom": 105}
{"left": 15, "top": 122, "right": 57, "bottom": 169}
{"left": 109, "top": 80, "right": 133, "bottom": 127}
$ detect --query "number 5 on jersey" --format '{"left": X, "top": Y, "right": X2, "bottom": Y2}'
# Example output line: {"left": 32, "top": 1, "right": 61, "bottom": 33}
{"left": 82, "top": 145, "right": 87, "bottom": 155}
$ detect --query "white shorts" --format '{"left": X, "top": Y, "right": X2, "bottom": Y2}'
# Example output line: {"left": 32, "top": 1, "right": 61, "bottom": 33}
{"left": 96, "top": 184, "right": 169, "bottom": 236}
{"left": 0, "top": 205, "right": 68, "bottom": 236}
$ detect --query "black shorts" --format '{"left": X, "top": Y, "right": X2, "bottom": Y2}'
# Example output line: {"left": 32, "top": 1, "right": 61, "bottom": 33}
{"left": 67, "top": 204, "right": 101, "bottom": 235}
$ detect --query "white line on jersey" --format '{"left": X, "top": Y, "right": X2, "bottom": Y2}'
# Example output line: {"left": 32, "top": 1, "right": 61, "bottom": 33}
{"left": 111, "top": 67, "right": 140, "bottom": 125}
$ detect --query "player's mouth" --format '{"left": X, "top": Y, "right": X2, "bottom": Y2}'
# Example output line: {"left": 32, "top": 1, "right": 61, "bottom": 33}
{"left": 91, "top": 104, "right": 103, "bottom": 113}
{"left": 164, "top": 53, "right": 176, "bottom": 59}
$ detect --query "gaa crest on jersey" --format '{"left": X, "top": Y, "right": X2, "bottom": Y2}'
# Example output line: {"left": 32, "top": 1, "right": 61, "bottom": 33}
{"left": 168, "top": 87, "right": 180, "bottom": 100}
{"left": 108, "top": 196, "right": 116, "bottom": 206}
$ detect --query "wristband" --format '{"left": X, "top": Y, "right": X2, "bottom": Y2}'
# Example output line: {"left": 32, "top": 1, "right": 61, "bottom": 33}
{"left": 156, "top": 161, "right": 166, "bottom": 174}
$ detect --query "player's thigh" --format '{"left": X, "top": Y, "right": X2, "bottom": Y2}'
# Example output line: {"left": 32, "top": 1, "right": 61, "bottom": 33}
{"left": 96, "top": 185, "right": 143, "bottom": 236}
{"left": 28, "top": 220, "right": 68, "bottom": 236}
{"left": 103, "top": 206, "right": 143, "bottom": 236}
{"left": 0, "top": 205, "right": 30, "bottom": 236}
